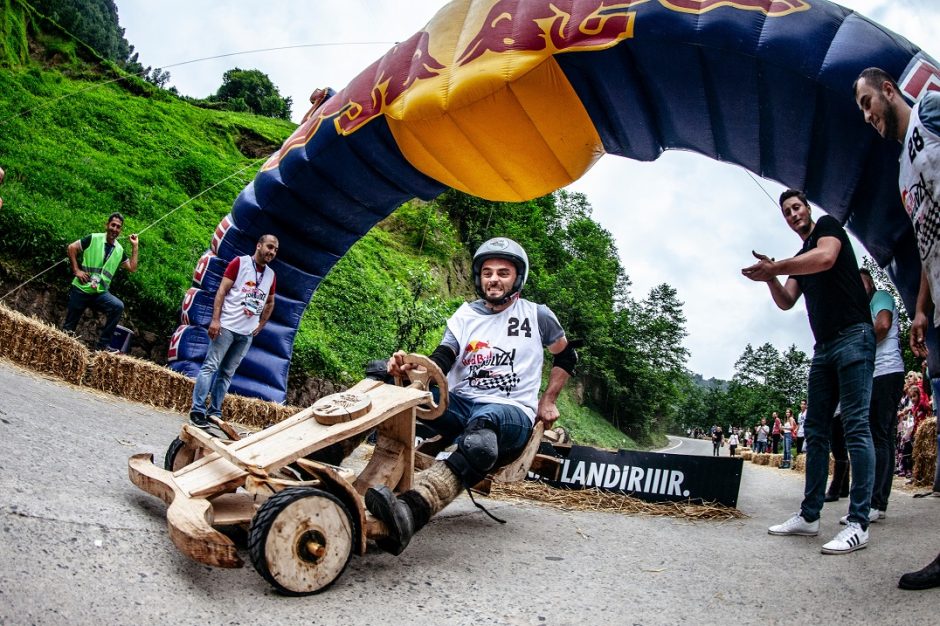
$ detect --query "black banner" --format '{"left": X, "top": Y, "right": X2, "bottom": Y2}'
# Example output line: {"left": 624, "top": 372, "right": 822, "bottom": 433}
{"left": 530, "top": 445, "right": 743, "bottom": 508}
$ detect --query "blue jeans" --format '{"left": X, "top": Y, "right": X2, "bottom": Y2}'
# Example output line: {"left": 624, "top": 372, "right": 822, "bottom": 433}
{"left": 63, "top": 286, "right": 124, "bottom": 349}
{"left": 421, "top": 393, "right": 532, "bottom": 464}
{"left": 755, "top": 440, "right": 767, "bottom": 454}
{"left": 191, "top": 328, "right": 252, "bottom": 417}
{"left": 782, "top": 432, "right": 793, "bottom": 462}
{"left": 801, "top": 323, "right": 875, "bottom": 527}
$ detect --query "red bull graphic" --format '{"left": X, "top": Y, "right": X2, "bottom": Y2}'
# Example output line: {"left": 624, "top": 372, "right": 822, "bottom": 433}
{"left": 462, "top": 339, "right": 492, "bottom": 365}
{"left": 659, "top": 0, "right": 809, "bottom": 16}
{"left": 900, "top": 56, "right": 940, "bottom": 102}
{"left": 264, "top": 30, "right": 444, "bottom": 170}
{"left": 211, "top": 215, "right": 233, "bottom": 254}
{"left": 192, "top": 251, "right": 214, "bottom": 286}
{"left": 457, "top": 0, "right": 643, "bottom": 66}
{"left": 167, "top": 325, "right": 187, "bottom": 362}
{"left": 180, "top": 287, "right": 198, "bottom": 325}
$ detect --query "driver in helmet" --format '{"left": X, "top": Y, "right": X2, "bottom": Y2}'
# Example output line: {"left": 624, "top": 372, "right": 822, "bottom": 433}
{"left": 366, "top": 237, "right": 576, "bottom": 555}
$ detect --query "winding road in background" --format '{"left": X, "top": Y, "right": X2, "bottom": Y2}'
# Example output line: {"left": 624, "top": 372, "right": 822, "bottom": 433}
{"left": 1, "top": 361, "right": 935, "bottom": 624}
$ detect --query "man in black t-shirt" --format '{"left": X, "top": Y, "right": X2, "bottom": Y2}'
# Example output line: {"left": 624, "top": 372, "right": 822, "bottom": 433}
{"left": 742, "top": 189, "right": 875, "bottom": 555}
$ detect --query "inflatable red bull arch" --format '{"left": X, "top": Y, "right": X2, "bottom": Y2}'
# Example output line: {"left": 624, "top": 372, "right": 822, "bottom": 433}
{"left": 168, "top": 0, "right": 940, "bottom": 402}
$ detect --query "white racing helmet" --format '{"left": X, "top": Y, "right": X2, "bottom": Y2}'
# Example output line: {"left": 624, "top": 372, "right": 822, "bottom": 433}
{"left": 472, "top": 237, "right": 529, "bottom": 304}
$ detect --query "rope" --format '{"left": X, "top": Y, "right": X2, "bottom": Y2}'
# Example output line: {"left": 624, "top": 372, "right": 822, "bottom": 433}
{"left": 0, "top": 158, "right": 264, "bottom": 302}
{"left": 0, "top": 41, "right": 394, "bottom": 125}
{"left": 743, "top": 168, "right": 780, "bottom": 209}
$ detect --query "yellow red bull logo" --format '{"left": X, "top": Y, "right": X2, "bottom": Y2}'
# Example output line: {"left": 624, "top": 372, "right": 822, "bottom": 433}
{"left": 464, "top": 340, "right": 491, "bottom": 354}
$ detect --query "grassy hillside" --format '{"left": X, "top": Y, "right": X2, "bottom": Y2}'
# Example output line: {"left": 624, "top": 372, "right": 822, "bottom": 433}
{"left": 0, "top": 0, "right": 660, "bottom": 451}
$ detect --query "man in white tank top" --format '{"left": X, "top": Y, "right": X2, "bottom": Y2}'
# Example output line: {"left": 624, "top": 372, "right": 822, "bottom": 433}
{"left": 189, "top": 234, "right": 278, "bottom": 429}
{"left": 855, "top": 66, "right": 940, "bottom": 590}
{"left": 366, "top": 237, "right": 575, "bottom": 556}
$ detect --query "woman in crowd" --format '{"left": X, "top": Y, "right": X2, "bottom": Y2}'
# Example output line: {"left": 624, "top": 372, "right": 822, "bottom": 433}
{"left": 781, "top": 407, "right": 796, "bottom": 469}
{"left": 728, "top": 430, "right": 739, "bottom": 457}
{"left": 771, "top": 411, "right": 782, "bottom": 454}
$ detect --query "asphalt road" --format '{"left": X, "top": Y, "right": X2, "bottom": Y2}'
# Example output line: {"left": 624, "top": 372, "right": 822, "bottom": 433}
{"left": 1, "top": 360, "right": 937, "bottom": 625}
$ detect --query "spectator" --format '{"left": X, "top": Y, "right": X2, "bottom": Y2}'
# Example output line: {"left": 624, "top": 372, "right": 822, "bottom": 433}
{"left": 728, "top": 431, "right": 739, "bottom": 457}
{"left": 63, "top": 213, "right": 139, "bottom": 350}
{"left": 855, "top": 65, "right": 940, "bottom": 588}
{"left": 744, "top": 188, "right": 875, "bottom": 554}
{"left": 795, "top": 399, "right": 807, "bottom": 457}
{"left": 755, "top": 418, "right": 770, "bottom": 454}
{"left": 189, "top": 235, "right": 278, "bottom": 429}
{"left": 771, "top": 411, "right": 782, "bottom": 454}
{"left": 712, "top": 426, "right": 724, "bottom": 456}
{"left": 781, "top": 408, "right": 796, "bottom": 469}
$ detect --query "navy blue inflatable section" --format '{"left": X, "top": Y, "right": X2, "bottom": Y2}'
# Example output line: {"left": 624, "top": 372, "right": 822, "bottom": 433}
{"left": 170, "top": 0, "right": 938, "bottom": 403}
{"left": 169, "top": 117, "right": 446, "bottom": 402}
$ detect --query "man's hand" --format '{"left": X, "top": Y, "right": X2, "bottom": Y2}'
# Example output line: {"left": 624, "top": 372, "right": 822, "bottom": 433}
{"left": 741, "top": 251, "right": 777, "bottom": 282}
{"left": 537, "top": 397, "right": 560, "bottom": 426}
{"left": 252, "top": 322, "right": 265, "bottom": 337}
{"left": 911, "top": 311, "right": 929, "bottom": 358}
{"left": 73, "top": 269, "right": 90, "bottom": 283}
{"left": 387, "top": 350, "right": 415, "bottom": 379}
{"left": 129, "top": 233, "right": 139, "bottom": 247}
{"left": 207, "top": 319, "right": 221, "bottom": 340}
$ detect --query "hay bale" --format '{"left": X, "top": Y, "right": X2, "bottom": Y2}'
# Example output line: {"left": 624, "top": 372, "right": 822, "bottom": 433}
{"left": 223, "top": 393, "right": 301, "bottom": 429}
{"left": 0, "top": 302, "right": 89, "bottom": 384}
{"left": 741, "top": 450, "right": 753, "bottom": 461}
{"left": 86, "top": 351, "right": 193, "bottom": 411}
{"left": 754, "top": 453, "right": 769, "bottom": 466}
{"left": 769, "top": 453, "right": 784, "bottom": 468}
{"left": 912, "top": 417, "right": 937, "bottom": 487}
{"left": 792, "top": 454, "right": 806, "bottom": 473}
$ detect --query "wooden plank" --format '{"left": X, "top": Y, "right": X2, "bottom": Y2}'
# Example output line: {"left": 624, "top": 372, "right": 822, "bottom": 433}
{"left": 210, "top": 492, "right": 259, "bottom": 526}
{"left": 353, "top": 435, "right": 407, "bottom": 496}
{"left": 235, "top": 384, "right": 427, "bottom": 471}
{"left": 491, "top": 421, "right": 544, "bottom": 483}
{"left": 168, "top": 382, "right": 428, "bottom": 502}
{"left": 127, "top": 453, "right": 241, "bottom": 568}
{"left": 182, "top": 424, "right": 266, "bottom": 475}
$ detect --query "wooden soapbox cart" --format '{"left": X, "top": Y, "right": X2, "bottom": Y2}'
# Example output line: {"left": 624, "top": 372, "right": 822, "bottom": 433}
{"left": 128, "top": 354, "right": 558, "bottom": 595}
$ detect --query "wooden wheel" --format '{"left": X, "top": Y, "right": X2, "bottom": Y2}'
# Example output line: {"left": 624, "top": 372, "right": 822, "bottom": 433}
{"left": 248, "top": 487, "right": 355, "bottom": 595}
{"left": 163, "top": 437, "right": 203, "bottom": 471}
{"left": 398, "top": 353, "right": 448, "bottom": 421}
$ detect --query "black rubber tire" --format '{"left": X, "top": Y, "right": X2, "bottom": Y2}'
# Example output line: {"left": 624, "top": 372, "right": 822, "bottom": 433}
{"left": 163, "top": 437, "right": 196, "bottom": 471}
{"left": 248, "top": 487, "right": 356, "bottom": 596}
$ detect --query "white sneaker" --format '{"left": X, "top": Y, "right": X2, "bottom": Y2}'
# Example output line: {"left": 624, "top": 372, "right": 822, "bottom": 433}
{"left": 768, "top": 513, "right": 819, "bottom": 536}
{"left": 839, "top": 508, "right": 883, "bottom": 525}
{"left": 821, "top": 522, "right": 869, "bottom": 554}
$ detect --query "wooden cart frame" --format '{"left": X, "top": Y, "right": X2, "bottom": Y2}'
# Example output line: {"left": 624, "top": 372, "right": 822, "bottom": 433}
{"left": 129, "top": 355, "right": 555, "bottom": 595}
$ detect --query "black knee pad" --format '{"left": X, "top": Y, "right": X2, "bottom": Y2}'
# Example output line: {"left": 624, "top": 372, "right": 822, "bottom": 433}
{"left": 445, "top": 426, "right": 498, "bottom": 486}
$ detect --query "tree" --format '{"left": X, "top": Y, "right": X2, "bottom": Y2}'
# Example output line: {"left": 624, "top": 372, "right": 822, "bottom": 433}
{"left": 30, "top": 0, "right": 131, "bottom": 61}
{"left": 212, "top": 68, "right": 293, "bottom": 119}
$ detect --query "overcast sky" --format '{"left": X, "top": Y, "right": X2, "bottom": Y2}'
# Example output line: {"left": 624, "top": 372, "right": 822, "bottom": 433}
{"left": 117, "top": 0, "right": 940, "bottom": 380}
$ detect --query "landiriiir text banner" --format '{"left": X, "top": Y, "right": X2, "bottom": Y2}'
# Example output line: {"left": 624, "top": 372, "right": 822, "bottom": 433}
{"left": 531, "top": 445, "right": 744, "bottom": 508}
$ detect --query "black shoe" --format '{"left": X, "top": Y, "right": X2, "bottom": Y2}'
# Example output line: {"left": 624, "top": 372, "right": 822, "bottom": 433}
{"left": 189, "top": 411, "right": 210, "bottom": 429}
{"left": 365, "top": 486, "right": 414, "bottom": 555}
{"left": 899, "top": 553, "right": 940, "bottom": 590}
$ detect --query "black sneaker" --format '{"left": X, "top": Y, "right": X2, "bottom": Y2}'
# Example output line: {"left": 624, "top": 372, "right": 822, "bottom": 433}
{"left": 189, "top": 411, "right": 211, "bottom": 429}
{"left": 899, "top": 553, "right": 940, "bottom": 590}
